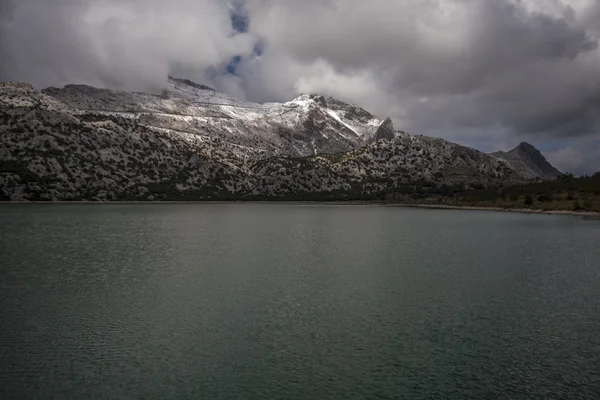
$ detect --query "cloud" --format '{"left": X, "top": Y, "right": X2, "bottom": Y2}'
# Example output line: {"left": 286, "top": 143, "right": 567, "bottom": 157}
{"left": 1, "top": 0, "right": 599, "bottom": 173}
{"left": 546, "top": 140, "right": 600, "bottom": 175}
{"left": 244, "top": 1, "right": 599, "bottom": 130}
{"left": 0, "top": 0, "right": 254, "bottom": 91}
{"left": 547, "top": 147, "right": 585, "bottom": 172}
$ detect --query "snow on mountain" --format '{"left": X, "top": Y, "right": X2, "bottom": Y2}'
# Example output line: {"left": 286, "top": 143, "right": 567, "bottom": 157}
{"left": 42, "top": 78, "right": 386, "bottom": 158}
{"left": 0, "top": 79, "right": 560, "bottom": 201}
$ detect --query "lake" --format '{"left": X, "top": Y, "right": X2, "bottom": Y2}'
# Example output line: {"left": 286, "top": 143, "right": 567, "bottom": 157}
{"left": 1, "top": 204, "right": 599, "bottom": 399}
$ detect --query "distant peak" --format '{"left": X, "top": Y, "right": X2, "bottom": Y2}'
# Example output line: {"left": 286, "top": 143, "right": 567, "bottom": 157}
{"left": 510, "top": 142, "right": 548, "bottom": 158}
{"left": 62, "top": 84, "right": 100, "bottom": 90}
{"left": 506, "top": 141, "right": 562, "bottom": 179}
{"left": 516, "top": 142, "right": 537, "bottom": 151}
{"left": 42, "top": 84, "right": 111, "bottom": 95}
{"left": 0, "top": 82, "right": 34, "bottom": 90}
{"left": 168, "top": 76, "right": 215, "bottom": 91}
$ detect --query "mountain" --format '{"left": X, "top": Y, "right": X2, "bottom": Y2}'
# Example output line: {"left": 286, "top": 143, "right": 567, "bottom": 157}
{"left": 0, "top": 79, "right": 560, "bottom": 201}
{"left": 491, "top": 142, "right": 561, "bottom": 181}
{"left": 41, "top": 77, "right": 385, "bottom": 157}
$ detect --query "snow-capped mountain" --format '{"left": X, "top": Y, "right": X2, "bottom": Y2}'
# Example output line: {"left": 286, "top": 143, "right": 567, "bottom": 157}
{"left": 0, "top": 79, "right": 560, "bottom": 201}
{"left": 42, "top": 76, "right": 386, "bottom": 157}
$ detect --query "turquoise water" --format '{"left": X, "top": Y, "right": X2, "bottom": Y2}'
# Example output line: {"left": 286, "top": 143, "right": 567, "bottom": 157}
{"left": 1, "top": 204, "right": 599, "bottom": 399}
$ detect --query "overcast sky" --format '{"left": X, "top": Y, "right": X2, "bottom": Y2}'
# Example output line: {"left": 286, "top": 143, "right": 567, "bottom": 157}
{"left": 1, "top": 0, "right": 599, "bottom": 174}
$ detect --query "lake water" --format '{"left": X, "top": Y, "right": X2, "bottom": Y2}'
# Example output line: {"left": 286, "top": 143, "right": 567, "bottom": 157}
{"left": 1, "top": 204, "right": 599, "bottom": 399}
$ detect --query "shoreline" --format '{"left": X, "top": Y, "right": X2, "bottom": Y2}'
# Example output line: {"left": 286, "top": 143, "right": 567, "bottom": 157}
{"left": 387, "top": 203, "right": 600, "bottom": 218}
{"left": 1, "top": 200, "right": 599, "bottom": 218}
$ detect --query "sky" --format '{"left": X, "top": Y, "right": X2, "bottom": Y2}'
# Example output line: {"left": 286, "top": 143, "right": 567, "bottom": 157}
{"left": 1, "top": 0, "right": 599, "bottom": 174}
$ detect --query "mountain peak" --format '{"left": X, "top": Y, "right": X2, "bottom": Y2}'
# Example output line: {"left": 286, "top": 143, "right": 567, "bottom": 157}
{"left": 167, "top": 76, "right": 215, "bottom": 91}
{"left": 515, "top": 142, "right": 537, "bottom": 152}
{"left": 510, "top": 142, "right": 543, "bottom": 156}
{"left": 309, "top": 94, "right": 327, "bottom": 108}
{"left": 0, "top": 82, "right": 34, "bottom": 91}
{"left": 503, "top": 141, "right": 561, "bottom": 180}
{"left": 291, "top": 93, "right": 327, "bottom": 107}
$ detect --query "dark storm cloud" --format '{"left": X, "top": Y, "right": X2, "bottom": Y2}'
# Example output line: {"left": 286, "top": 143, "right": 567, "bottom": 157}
{"left": 397, "top": 1, "right": 600, "bottom": 139}
{"left": 1, "top": 0, "right": 599, "bottom": 173}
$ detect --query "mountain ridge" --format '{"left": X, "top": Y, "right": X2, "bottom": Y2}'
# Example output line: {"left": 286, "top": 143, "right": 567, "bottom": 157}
{"left": 0, "top": 78, "right": 561, "bottom": 201}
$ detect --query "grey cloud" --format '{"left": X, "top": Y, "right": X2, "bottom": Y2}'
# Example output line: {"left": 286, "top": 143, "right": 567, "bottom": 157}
{"left": 0, "top": 0, "right": 253, "bottom": 92}
{"left": 545, "top": 138, "right": 600, "bottom": 175}
{"left": 1, "top": 1, "right": 98, "bottom": 88}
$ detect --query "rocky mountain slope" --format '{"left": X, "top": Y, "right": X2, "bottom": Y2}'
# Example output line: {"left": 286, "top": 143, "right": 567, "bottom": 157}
{"left": 492, "top": 142, "right": 561, "bottom": 181}
{"left": 0, "top": 79, "right": 560, "bottom": 201}
{"left": 42, "top": 76, "right": 385, "bottom": 158}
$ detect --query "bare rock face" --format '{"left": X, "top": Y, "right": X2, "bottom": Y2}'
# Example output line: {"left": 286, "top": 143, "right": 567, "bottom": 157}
{"left": 0, "top": 77, "right": 561, "bottom": 201}
{"left": 308, "top": 94, "right": 328, "bottom": 108}
{"left": 510, "top": 142, "right": 562, "bottom": 179}
{"left": 491, "top": 142, "right": 561, "bottom": 181}
{"left": 373, "top": 117, "right": 395, "bottom": 141}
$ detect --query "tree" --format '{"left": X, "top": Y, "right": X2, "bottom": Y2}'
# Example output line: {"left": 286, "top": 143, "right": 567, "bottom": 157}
{"left": 558, "top": 172, "right": 575, "bottom": 181}
{"left": 524, "top": 195, "right": 534, "bottom": 206}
